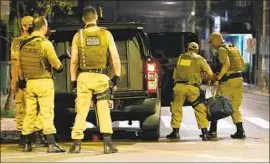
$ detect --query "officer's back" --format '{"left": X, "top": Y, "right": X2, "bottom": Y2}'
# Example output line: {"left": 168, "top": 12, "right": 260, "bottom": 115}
{"left": 69, "top": 6, "right": 120, "bottom": 154}
{"left": 167, "top": 42, "right": 214, "bottom": 141}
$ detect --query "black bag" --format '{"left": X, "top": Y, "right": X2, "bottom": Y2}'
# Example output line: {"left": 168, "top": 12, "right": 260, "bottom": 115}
{"left": 205, "top": 87, "right": 233, "bottom": 121}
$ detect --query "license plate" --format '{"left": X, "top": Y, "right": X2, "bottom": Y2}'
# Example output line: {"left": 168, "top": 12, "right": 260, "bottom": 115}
{"left": 90, "top": 100, "right": 114, "bottom": 109}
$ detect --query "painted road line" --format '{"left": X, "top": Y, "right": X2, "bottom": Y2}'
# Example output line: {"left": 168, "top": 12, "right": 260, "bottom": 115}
{"left": 161, "top": 116, "right": 188, "bottom": 129}
{"left": 161, "top": 116, "right": 171, "bottom": 128}
{"left": 161, "top": 106, "right": 170, "bottom": 111}
{"left": 87, "top": 121, "right": 142, "bottom": 128}
{"left": 86, "top": 122, "right": 96, "bottom": 128}
{"left": 118, "top": 121, "right": 140, "bottom": 128}
{"left": 217, "top": 119, "right": 234, "bottom": 129}
{"left": 243, "top": 117, "right": 269, "bottom": 129}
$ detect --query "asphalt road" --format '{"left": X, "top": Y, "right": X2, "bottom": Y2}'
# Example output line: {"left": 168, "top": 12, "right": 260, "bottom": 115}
{"left": 1, "top": 90, "right": 269, "bottom": 162}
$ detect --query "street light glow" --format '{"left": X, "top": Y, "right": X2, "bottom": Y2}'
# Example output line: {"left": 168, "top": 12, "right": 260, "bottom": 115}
{"left": 162, "top": 1, "right": 176, "bottom": 5}
{"left": 191, "top": 11, "right": 195, "bottom": 16}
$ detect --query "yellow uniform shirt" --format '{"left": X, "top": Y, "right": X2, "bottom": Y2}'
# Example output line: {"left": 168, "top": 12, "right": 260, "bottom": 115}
{"left": 30, "top": 31, "right": 61, "bottom": 68}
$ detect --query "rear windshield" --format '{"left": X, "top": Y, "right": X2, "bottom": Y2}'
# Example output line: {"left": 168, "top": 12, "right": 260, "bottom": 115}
{"left": 110, "top": 29, "right": 138, "bottom": 41}
{"left": 148, "top": 33, "right": 198, "bottom": 58}
{"left": 49, "top": 28, "right": 139, "bottom": 43}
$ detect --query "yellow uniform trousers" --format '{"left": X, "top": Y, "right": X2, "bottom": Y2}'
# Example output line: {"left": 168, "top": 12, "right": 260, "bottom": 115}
{"left": 22, "top": 79, "right": 56, "bottom": 135}
{"left": 15, "top": 89, "right": 42, "bottom": 132}
{"left": 71, "top": 72, "right": 113, "bottom": 140}
{"left": 170, "top": 83, "right": 209, "bottom": 129}
{"left": 217, "top": 77, "right": 243, "bottom": 123}
{"left": 15, "top": 89, "right": 26, "bottom": 131}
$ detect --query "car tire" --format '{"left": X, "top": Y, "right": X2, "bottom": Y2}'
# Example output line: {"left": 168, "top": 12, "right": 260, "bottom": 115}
{"left": 54, "top": 106, "right": 75, "bottom": 142}
{"left": 141, "top": 90, "right": 161, "bottom": 141}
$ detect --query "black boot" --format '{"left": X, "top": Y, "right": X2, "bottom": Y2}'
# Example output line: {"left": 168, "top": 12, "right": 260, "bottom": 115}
{"left": 231, "top": 122, "right": 246, "bottom": 139}
{"left": 103, "top": 134, "right": 118, "bottom": 154}
{"left": 18, "top": 132, "right": 24, "bottom": 148}
{"left": 69, "top": 139, "right": 81, "bottom": 153}
{"left": 208, "top": 121, "right": 218, "bottom": 140}
{"left": 166, "top": 128, "right": 180, "bottom": 140}
{"left": 23, "top": 134, "right": 33, "bottom": 152}
{"left": 201, "top": 128, "right": 214, "bottom": 141}
{"left": 46, "top": 134, "right": 66, "bottom": 153}
{"left": 35, "top": 130, "right": 48, "bottom": 147}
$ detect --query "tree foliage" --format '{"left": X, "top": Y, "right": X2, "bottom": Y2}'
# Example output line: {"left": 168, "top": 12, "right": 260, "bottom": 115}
{"left": 10, "top": 0, "right": 76, "bottom": 39}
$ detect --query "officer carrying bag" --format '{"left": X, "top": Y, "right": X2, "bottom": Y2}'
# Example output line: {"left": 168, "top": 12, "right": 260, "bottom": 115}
{"left": 205, "top": 87, "right": 233, "bottom": 121}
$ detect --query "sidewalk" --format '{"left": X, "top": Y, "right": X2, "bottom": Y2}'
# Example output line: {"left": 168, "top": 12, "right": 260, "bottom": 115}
{"left": 243, "top": 83, "right": 269, "bottom": 96}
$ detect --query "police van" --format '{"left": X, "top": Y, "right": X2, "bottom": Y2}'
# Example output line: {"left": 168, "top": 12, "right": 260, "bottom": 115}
{"left": 49, "top": 22, "right": 161, "bottom": 141}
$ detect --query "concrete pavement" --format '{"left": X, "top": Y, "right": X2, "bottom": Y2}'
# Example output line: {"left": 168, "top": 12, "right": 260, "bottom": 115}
{"left": 1, "top": 90, "right": 269, "bottom": 162}
{"left": 1, "top": 137, "right": 268, "bottom": 162}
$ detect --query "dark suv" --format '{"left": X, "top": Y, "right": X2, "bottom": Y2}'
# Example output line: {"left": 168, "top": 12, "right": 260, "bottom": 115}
{"left": 49, "top": 22, "right": 161, "bottom": 141}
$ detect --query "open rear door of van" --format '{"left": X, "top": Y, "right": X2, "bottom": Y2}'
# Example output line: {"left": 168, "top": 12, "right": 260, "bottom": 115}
{"left": 148, "top": 32, "right": 198, "bottom": 106}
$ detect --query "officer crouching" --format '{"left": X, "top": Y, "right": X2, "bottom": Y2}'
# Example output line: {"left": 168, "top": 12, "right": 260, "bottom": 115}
{"left": 166, "top": 42, "right": 215, "bottom": 141}
{"left": 69, "top": 6, "right": 121, "bottom": 154}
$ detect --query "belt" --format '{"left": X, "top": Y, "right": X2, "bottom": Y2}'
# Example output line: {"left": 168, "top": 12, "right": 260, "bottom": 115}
{"left": 80, "top": 68, "right": 108, "bottom": 74}
{"left": 228, "top": 72, "right": 242, "bottom": 79}
{"left": 220, "top": 72, "right": 242, "bottom": 82}
{"left": 176, "top": 81, "right": 188, "bottom": 84}
{"left": 27, "top": 77, "right": 52, "bottom": 80}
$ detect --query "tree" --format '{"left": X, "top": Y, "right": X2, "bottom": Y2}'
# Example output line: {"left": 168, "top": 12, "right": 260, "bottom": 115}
{"left": 1, "top": 0, "right": 77, "bottom": 115}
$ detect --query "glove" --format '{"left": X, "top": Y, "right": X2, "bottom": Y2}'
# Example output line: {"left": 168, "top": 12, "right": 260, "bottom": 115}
{"left": 58, "top": 55, "right": 67, "bottom": 61}
{"left": 53, "top": 64, "right": 64, "bottom": 73}
{"left": 18, "top": 79, "right": 26, "bottom": 89}
{"left": 70, "top": 80, "right": 77, "bottom": 91}
{"left": 111, "top": 75, "right": 120, "bottom": 87}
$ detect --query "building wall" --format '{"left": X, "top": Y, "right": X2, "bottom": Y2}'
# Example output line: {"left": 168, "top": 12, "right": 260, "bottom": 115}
{"left": 252, "top": 0, "right": 269, "bottom": 90}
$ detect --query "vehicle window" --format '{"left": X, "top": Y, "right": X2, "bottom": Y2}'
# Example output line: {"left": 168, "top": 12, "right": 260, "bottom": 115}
{"left": 109, "top": 29, "right": 137, "bottom": 42}
{"left": 148, "top": 33, "right": 198, "bottom": 59}
{"left": 137, "top": 31, "right": 150, "bottom": 57}
{"left": 109, "top": 29, "right": 142, "bottom": 56}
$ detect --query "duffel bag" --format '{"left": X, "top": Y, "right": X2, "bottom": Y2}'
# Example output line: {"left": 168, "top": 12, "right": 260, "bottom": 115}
{"left": 205, "top": 87, "right": 233, "bottom": 121}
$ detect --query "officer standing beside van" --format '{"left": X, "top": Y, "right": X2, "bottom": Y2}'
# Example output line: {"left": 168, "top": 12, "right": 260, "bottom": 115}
{"left": 69, "top": 6, "right": 121, "bottom": 154}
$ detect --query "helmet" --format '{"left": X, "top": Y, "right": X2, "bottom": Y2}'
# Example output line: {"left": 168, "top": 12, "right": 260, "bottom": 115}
{"left": 188, "top": 42, "right": 199, "bottom": 51}
{"left": 21, "top": 16, "right": 33, "bottom": 27}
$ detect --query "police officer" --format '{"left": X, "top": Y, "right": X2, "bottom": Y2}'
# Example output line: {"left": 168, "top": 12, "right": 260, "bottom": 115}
{"left": 10, "top": 16, "right": 47, "bottom": 147}
{"left": 166, "top": 42, "right": 214, "bottom": 141}
{"left": 19, "top": 16, "right": 66, "bottom": 153}
{"left": 208, "top": 32, "right": 246, "bottom": 139}
{"left": 69, "top": 6, "right": 121, "bottom": 154}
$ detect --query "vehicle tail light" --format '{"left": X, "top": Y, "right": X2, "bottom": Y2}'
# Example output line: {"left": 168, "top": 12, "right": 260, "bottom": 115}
{"left": 145, "top": 62, "right": 158, "bottom": 93}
